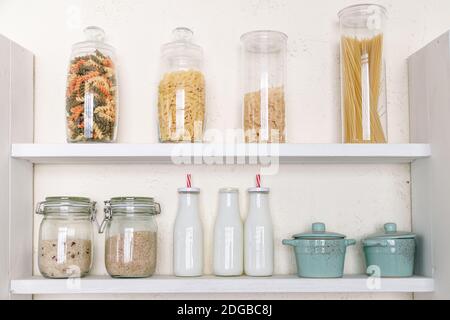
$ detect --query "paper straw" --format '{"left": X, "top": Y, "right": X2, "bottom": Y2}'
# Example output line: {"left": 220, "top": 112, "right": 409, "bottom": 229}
{"left": 256, "top": 174, "right": 261, "bottom": 188}
{"left": 187, "top": 174, "right": 192, "bottom": 188}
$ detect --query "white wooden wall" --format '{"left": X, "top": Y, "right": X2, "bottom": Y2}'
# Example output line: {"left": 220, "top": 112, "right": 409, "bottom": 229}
{"left": 410, "top": 31, "right": 450, "bottom": 300}
{"left": 0, "top": 34, "right": 34, "bottom": 300}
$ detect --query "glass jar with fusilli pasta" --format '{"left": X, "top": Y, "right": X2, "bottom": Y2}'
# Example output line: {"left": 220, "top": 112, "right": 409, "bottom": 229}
{"left": 158, "top": 27, "right": 205, "bottom": 143}
{"left": 66, "top": 26, "right": 119, "bottom": 143}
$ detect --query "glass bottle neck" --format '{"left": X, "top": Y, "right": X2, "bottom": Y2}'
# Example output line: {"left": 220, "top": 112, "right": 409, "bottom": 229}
{"left": 218, "top": 192, "right": 240, "bottom": 215}
{"left": 178, "top": 193, "right": 200, "bottom": 213}
{"left": 248, "top": 193, "right": 270, "bottom": 213}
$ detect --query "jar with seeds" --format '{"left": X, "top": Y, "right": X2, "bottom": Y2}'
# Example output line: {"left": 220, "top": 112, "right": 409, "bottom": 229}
{"left": 65, "top": 26, "right": 119, "bottom": 143}
{"left": 36, "top": 197, "right": 96, "bottom": 279}
{"left": 100, "top": 197, "right": 161, "bottom": 278}
{"left": 158, "top": 27, "right": 205, "bottom": 143}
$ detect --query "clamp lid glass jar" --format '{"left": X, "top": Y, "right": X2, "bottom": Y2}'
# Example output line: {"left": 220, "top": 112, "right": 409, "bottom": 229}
{"left": 158, "top": 27, "right": 206, "bottom": 143}
{"left": 102, "top": 197, "right": 161, "bottom": 278}
{"left": 66, "top": 26, "right": 119, "bottom": 143}
{"left": 36, "top": 197, "right": 96, "bottom": 279}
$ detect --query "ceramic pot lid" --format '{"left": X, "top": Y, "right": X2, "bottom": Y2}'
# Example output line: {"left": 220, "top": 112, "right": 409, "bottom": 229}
{"left": 293, "top": 223, "right": 346, "bottom": 240}
{"left": 365, "top": 223, "right": 416, "bottom": 240}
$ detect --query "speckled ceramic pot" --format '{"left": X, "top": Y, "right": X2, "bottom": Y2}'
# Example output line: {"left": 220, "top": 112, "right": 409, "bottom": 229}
{"left": 363, "top": 223, "right": 416, "bottom": 278}
{"left": 283, "top": 223, "right": 356, "bottom": 278}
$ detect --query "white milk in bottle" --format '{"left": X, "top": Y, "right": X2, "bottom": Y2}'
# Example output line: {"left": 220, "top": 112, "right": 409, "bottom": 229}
{"left": 244, "top": 182, "right": 274, "bottom": 276}
{"left": 173, "top": 177, "right": 204, "bottom": 277}
{"left": 213, "top": 188, "right": 244, "bottom": 276}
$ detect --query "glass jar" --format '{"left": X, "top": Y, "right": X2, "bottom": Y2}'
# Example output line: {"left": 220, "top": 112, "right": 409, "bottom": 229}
{"left": 158, "top": 27, "right": 205, "bottom": 143}
{"left": 241, "top": 31, "right": 287, "bottom": 144}
{"left": 66, "top": 26, "right": 119, "bottom": 143}
{"left": 339, "top": 4, "right": 388, "bottom": 144}
{"left": 101, "top": 197, "right": 160, "bottom": 278}
{"left": 36, "top": 197, "right": 96, "bottom": 279}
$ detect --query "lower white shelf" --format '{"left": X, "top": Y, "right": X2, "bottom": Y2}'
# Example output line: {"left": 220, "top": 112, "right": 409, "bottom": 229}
{"left": 10, "top": 275, "right": 434, "bottom": 295}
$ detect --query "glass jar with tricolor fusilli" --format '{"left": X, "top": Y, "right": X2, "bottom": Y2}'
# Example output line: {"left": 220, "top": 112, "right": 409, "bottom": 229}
{"left": 65, "top": 26, "right": 119, "bottom": 143}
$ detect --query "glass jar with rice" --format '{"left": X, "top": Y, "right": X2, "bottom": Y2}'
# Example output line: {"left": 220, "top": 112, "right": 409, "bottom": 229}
{"left": 36, "top": 197, "right": 96, "bottom": 279}
{"left": 100, "top": 197, "right": 161, "bottom": 278}
{"left": 158, "top": 27, "right": 205, "bottom": 143}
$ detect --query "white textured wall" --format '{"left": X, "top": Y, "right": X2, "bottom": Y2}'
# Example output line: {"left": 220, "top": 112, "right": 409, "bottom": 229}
{"left": 1, "top": 0, "right": 449, "bottom": 300}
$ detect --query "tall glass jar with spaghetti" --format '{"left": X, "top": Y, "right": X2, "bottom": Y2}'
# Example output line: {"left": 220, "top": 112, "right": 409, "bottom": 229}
{"left": 339, "top": 4, "right": 388, "bottom": 144}
{"left": 241, "top": 31, "right": 287, "bottom": 144}
{"left": 158, "top": 27, "right": 205, "bottom": 143}
{"left": 65, "top": 26, "right": 119, "bottom": 143}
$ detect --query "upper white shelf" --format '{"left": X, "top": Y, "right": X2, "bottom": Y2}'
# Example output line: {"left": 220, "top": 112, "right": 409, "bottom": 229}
{"left": 10, "top": 275, "right": 434, "bottom": 295}
{"left": 11, "top": 143, "right": 431, "bottom": 164}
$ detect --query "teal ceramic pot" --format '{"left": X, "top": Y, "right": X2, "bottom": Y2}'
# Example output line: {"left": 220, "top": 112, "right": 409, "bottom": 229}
{"left": 363, "top": 223, "right": 416, "bottom": 278}
{"left": 283, "top": 223, "right": 356, "bottom": 278}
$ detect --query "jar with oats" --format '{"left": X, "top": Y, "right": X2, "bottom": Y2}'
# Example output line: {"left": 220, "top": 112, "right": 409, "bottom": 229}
{"left": 100, "top": 197, "right": 160, "bottom": 278}
{"left": 36, "top": 197, "right": 96, "bottom": 279}
{"left": 158, "top": 27, "right": 205, "bottom": 143}
{"left": 66, "top": 26, "right": 119, "bottom": 143}
{"left": 241, "top": 31, "right": 287, "bottom": 143}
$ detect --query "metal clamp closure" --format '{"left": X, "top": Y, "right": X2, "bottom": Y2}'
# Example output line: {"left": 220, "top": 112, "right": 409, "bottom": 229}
{"left": 90, "top": 201, "right": 98, "bottom": 224}
{"left": 35, "top": 202, "right": 45, "bottom": 215}
{"left": 97, "top": 200, "right": 113, "bottom": 234}
{"left": 155, "top": 202, "right": 161, "bottom": 215}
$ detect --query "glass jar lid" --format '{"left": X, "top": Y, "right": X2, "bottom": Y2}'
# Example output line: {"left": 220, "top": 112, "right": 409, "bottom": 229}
{"left": 338, "top": 4, "right": 387, "bottom": 18}
{"left": 72, "top": 26, "right": 114, "bottom": 53}
{"left": 248, "top": 187, "right": 270, "bottom": 194}
{"left": 36, "top": 196, "right": 95, "bottom": 216}
{"left": 293, "top": 223, "right": 346, "bottom": 240}
{"left": 219, "top": 188, "right": 239, "bottom": 193}
{"left": 108, "top": 197, "right": 161, "bottom": 215}
{"left": 241, "top": 30, "right": 288, "bottom": 53}
{"left": 338, "top": 4, "right": 387, "bottom": 30}
{"left": 161, "top": 27, "right": 203, "bottom": 61}
{"left": 365, "top": 223, "right": 416, "bottom": 240}
{"left": 178, "top": 187, "right": 201, "bottom": 194}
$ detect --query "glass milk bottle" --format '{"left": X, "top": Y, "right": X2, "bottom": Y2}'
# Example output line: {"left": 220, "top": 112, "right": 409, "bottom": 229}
{"left": 213, "top": 188, "right": 244, "bottom": 276}
{"left": 173, "top": 187, "right": 204, "bottom": 277}
{"left": 244, "top": 187, "right": 274, "bottom": 277}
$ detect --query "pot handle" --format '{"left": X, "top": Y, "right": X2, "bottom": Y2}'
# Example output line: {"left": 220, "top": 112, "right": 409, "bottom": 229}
{"left": 363, "top": 240, "right": 389, "bottom": 247}
{"left": 345, "top": 239, "right": 357, "bottom": 247}
{"left": 282, "top": 239, "right": 299, "bottom": 247}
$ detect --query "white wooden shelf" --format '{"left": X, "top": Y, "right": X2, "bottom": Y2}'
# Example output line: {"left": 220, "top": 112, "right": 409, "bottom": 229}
{"left": 11, "top": 143, "right": 431, "bottom": 164}
{"left": 10, "top": 275, "right": 434, "bottom": 295}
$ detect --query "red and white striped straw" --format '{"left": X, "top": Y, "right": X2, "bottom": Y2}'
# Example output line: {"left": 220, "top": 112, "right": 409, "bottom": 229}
{"left": 256, "top": 174, "right": 261, "bottom": 188}
{"left": 187, "top": 174, "right": 192, "bottom": 188}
